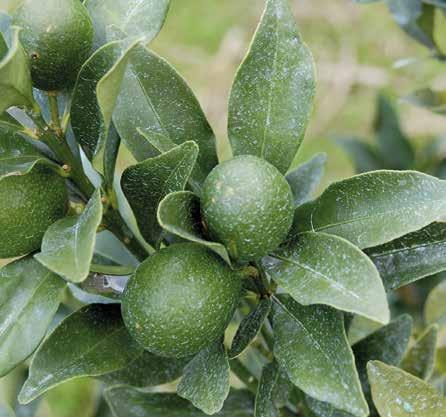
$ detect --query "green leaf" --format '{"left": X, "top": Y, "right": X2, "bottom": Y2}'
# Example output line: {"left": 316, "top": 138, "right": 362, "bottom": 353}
{"left": 0, "top": 404, "right": 14, "bottom": 417}
{"left": 177, "top": 341, "right": 230, "bottom": 415}
{"left": 368, "top": 361, "right": 446, "bottom": 416}
{"left": 18, "top": 303, "right": 142, "bottom": 404}
{"left": 348, "top": 315, "right": 383, "bottom": 345}
{"left": 373, "top": 94, "right": 414, "bottom": 170}
{"left": 113, "top": 44, "right": 217, "bottom": 188}
{"left": 352, "top": 315, "right": 412, "bottom": 412}
{"left": 105, "top": 387, "right": 254, "bottom": 417}
{"left": 254, "top": 362, "right": 281, "bottom": 417}
{"left": 121, "top": 142, "right": 198, "bottom": 247}
{"left": 0, "top": 27, "right": 35, "bottom": 113}
{"left": 305, "top": 396, "right": 355, "bottom": 417}
{"left": 272, "top": 295, "right": 368, "bottom": 417}
{"left": 285, "top": 153, "right": 327, "bottom": 207}
{"left": 293, "top": 170, "right": 446, "bottom": 249}
{"left": 264, "top": 232, "right": 389, "bottom": 323}
{"left": 101, "top": 350, "right": 189, "bottom": 387}
{"left": 0, "top": 257, "right": 65, "bottom": 377}
{"left": 403, "top": 88, "right": 446, "bottom": 115}
{"left": 229, "top": 298, "right": 272, "bottom": 359}
{"left": 157, "top": 191, "right": 231, "bottom": 264}
{"left": 35, "top": 189, "right": 103, "bottom": 283}
{"left": 425, "top": 280, "right": 446, "bottom": 327}
{"left": 71, "top": 40, "right": 139, "bottom": 182}
{"left": 336, "top": 137, "right": 385, "bottom": 174}
{"left": 0, "top": 128, "right": 60, "bottom": 179}
{"left": 366, "top": 222, "right": 446, "bottom": 290}
{"left": 401, "top": 324, "right": 438, "bottom": 380}
{"left": 228, "top": 0, "right": 315, "bottom": 174}
{"left": 94, "top": 230, "right": 139, "bottom": 268}
{"left": 86, "top": 0, "right": 170, "bottom": 48}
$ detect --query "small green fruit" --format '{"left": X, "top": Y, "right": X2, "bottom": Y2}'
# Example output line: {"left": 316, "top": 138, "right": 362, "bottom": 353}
{"left": 0, "top": 167, "right": 68, "bottom": 258}
{"left": 201, "top": 155, "right": 294, "bottom": 262}
{"left": 122, "top": 243, "right": 241, "bottom": 358}
{"left": 13, "top": 0, "right": 94, "bottom": 91}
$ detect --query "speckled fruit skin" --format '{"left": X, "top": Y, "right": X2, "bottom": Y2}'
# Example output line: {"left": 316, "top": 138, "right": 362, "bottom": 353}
{"left": 201, "top": 155, "right": 294, "bottom": 263}
{"left": 13, "top": 0, "right": 94, "bottom": 91}
{"left": 122, "top": 243, "right": 242, "bottom": 358}
{"left": 0, "top": 167, "right": 68, "bottom": 258}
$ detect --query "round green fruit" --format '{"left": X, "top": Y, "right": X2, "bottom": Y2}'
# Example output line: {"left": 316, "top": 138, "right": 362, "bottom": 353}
{"left": 13, "top": 0, "right": 94, "bottom": 91}
{"left": 0, "top": 166, "right": 68, "bottom": 258}
{"left": 201, "top": 155, "right": 294, "bottom": 263}
{"left": 122, "top": 243, "right": 241, "bottom": 358}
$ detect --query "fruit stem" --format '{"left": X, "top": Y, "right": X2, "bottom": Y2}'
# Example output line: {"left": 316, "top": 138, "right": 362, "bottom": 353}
{"left": 229, "top": 359, "right": 258, "bottom": 394}
{"left": 47, "top": 92, "right": 62, "bottom": 133}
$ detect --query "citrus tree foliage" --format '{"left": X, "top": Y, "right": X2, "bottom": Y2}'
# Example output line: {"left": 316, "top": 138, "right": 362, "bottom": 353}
{"left": 0, "top": 1, "right": 446, "bottom": 417}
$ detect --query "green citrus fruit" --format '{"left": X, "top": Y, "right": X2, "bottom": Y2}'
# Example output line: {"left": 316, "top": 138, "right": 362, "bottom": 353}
{"left": 201, "top": 155, "right": 294, "bottom": 263}
{"left": 0, "top": 166, "right": 68, "bottom": 258}
{"left": 13, "top": 0, "right": 94, "bottom": 91}
{"left": 122, "top": 243, "right": 241, "bottom": 358}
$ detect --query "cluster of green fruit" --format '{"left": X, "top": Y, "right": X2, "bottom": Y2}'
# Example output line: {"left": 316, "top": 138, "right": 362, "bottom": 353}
{"left": 2, "top": 0, "right": 296, "bottom": 360}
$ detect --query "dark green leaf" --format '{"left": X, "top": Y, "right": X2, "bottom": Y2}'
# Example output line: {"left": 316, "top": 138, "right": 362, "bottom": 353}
{"left": 157, "top": 191, "right": 231, "bottom": 264}
{"left": 403, "top": 88, "right": 446, "bottom": 114}
{"left": 305, "top": 396, "right": 355, "bottom": 417}
{"left": 105, "top": 388, "right": 254, "bottom": 417}
{"left": 101, "top": 350, "right": 189, "bottom": 387}
{"left": 401, "top": 324, "right": 438, "bottom": 380}
{"left": 373, "top": 94, "right": 414, "bottom": 170}
{"left": 113, "top": 44, "right": 218, "bottom": 188}
{"left": 425, "top": 280, "right": 446, "bottom": 327}
{"left": 86, "top": 0, "right": 170, "bottom": 48}
{"left": 0, "top": 27, "right": 36, "bottom": 113}
{"left": 228, "top": 0, "right": 316, "bottom": 174}
{"left": 272, "top": 295, "right": 368, "bottom": 417}
{"left": 265, "top": 232, "right": 389, "bottom": 323}
{"left": 18, "top": 304, "right": 142, "bottom": 404}
{"left": 177, "top": 341, "right": 230, "bottom": 415}
{"left": 0, "top": 257, "right": 65, "bottom": 377}
{"left": 35, "top": 189, "right": 103, "bottom": 283}
{"left": 230, "top": 298, "right": 272, "bottom": 359}
{"left": 286, "top": 153, "right": 327, "bottom": 207}
{"left": 368, "top": 361, "right": 446, "bottom": 416}
{"left": 121, "top": 142, "right": 198, "bottom": 247}
{"left": 337, "top": 137, "right": 384, "bottom": 174}
{"left": 292, "top": 171, "right": 446, "bottom": 249}
{"left": 366, "top": 222, "right": 446, "bottom": 290}
{"left": 353, "top": 315, "right": 412, "bottom": 412}
{"left": 255, "top": 362, "right": 281, "bottom": 417}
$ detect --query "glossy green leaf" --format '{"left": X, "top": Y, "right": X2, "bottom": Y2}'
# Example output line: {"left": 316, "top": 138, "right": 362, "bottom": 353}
{"left": 177, "top": 341, "right": 230, "bottom": 415}
{"left": 293, "top": 170, "right": 446, "bottom": 249}
{"left": 101, "top": 350, "right": 189, "bottom": 387}
{"left": 353, "top": 315, "right": 412, "bottom": 411}
{"left": 94, "top": 230, "right": 139, "bottom": 268}
{"left": 374, "top": 94, "right": 414, "bottom": 170}
{"left": 337, "top": 137, "right": 384, "bottom": 174}
{"left": 228, "top": 0, "right": 315, "bottom": 174}
{"left": 255, "top": 362, "right": 281, "bottom": 417}
{"left": 157, "top": 191, "right": 231, "bottom": 264}
{"left": 105, "top": 387, "right": 254, "bottom": 417}
{"left": 403, "top": 88, "right": 446, "bottom": 115}
{"left": 71, "top": 40, "right": 139, "bottom": 182}
{"left": 35, "top": 189, "right": 103, "bottom": 283}
{"left": 272, "top": 295, "right": 368, "bottom": 417}
{"left": 230, "top": 298, "right": 272, "bottom": 359}
{"left": 401, "top": 325, "right": 438, "bottom": 380}
{"left": 0, "top": 257, "right": 65, "bottom": 377}
{"left": 113, "top": 44, "right": 217, "bottom": 188}
{"left": 265, "top": 232, "right": 389, "bottom": 323}
{"left": 0, "top": 128, "right": 60, "bottom": 179}
{"left": 0, "top": 111, "right": 21, "bottom": 131}
{"left": 368, "top": 361, "right": 446, "bottom": 416}
{"left": 366, "top": 222, "right": 446, "bottom": 290}
{"left": 121, "top": 142, "right": 198, "bottom": 247}
{"left": 285, "top": 153, "right": 327, "bottom": 207}
{"left": 425, "top": 280, "right": 446, "bottom": 327}
{"left": 0, "top": 27, "right": 36, "bottom": 113}
{"left": 19, "top": 303, "right": 142, "bottom": 404}
{"left": 86, "top": 0, "right": 170, "bottom": 48}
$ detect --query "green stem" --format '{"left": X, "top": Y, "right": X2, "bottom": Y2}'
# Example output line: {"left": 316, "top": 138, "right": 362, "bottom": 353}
{"left": 89, "top": 264, "right": 136, "bottom": 276}
{"left": 47, "top": 92, "right": 61, "bottom": 131}
{"left": 229, "top": 359, "right": 258, "bottom": 394}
